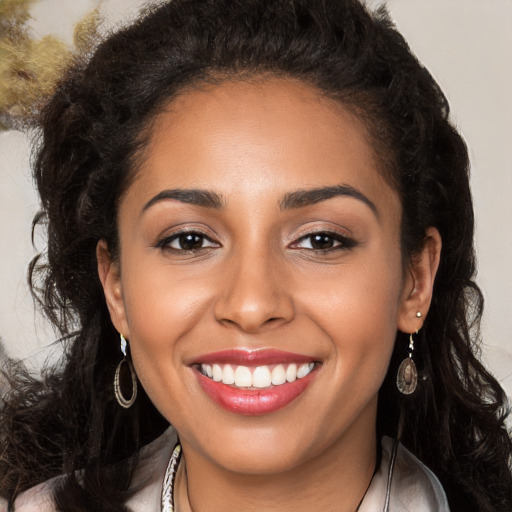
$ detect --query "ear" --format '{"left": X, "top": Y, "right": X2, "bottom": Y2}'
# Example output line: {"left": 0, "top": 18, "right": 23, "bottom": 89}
{"left": 397, "top": 227, "right": 442, "bottom": 333}
{"left": 96, "top": 240, "right": 130, "bottom": 338}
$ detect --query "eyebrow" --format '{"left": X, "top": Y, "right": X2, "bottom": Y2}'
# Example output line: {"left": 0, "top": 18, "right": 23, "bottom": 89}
{"left": 142, "top": 184, "right": 377, "bottom": 217}
{"left": 142, "top": 188, "right": 225, "bottom": 212}
{"left": 279, "top": 184, "right": 378, "bottom": 217}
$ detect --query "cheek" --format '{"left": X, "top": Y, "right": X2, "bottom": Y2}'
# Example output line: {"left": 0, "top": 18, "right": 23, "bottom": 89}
{"left": 117, "top": 257, "right": 214, "bottom": 404}
{"left": 123, "top": 257, "right": 211, "bottom": 340}
{"left": 302, "top": 251, "right": 403, "bottom": 389}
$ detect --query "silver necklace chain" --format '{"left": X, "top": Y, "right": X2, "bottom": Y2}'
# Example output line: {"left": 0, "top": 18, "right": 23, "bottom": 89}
{"left": 161, "top": 444, "right": 182, "bottom": 512}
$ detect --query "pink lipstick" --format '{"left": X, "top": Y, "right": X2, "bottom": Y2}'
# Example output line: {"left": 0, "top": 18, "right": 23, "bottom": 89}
{"left": 191, "top": 349, "right": 318, "bottom": 415}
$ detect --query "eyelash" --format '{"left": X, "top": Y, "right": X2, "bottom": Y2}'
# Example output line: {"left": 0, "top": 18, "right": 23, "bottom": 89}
{"left": 291, "top": 231, "right": 357, "bottom": 252}
{"left": 155, "top": 229, "right": 356, "bottom": 254}
{"left": 155, "top": 229, "right": 219, "bottom": 252}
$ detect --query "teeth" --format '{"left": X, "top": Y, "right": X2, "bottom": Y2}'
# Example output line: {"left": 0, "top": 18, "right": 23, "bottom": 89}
{"left": 297, "top": 362, "right": 312, "bottom": 379}
{"left": 234, "top": 366, "right": 252, "bottom": 387}
{"left": 222, "top": 364, "right": 235, "bottom": 385}
{"left": 286, "top": 363, "right": 297, "bottom": 383}
{"left": 212, "top": 364, "right": 223, "bottom": 382}
{"left": 200, "top": 361, "right": 315, "bottom": 389}
{"left": 253, "top": 366, "right": 271, "bottom": 388}
{"left": 271, "top": 365, "right": 286, "bottom": 385}
{"left": 204, "top": 364, "right": 213, "bottom": 378}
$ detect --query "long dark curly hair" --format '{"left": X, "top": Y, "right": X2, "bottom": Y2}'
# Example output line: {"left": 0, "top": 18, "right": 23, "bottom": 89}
{"left": 1, "top": 0, "right": 511, "bottom": 510}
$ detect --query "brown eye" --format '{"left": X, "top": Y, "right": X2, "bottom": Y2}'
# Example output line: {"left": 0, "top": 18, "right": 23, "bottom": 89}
{"left": 309, "top": 234, "right": 335, "bottom": 250}
{"left": 176, "top": 233, "right": 205, "bottom": 250}
{"left": 293, "top": 231, "right": 356, "bottom": 252}
{"left": 157, "top": 231, "right": 218, "bottom": 251}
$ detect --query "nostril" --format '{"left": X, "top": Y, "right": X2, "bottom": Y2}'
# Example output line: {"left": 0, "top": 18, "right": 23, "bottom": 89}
{"left": 218, "top": 315, "right": 287, "bottom": 333}
{"left": 214, "top": 287, "right": 295, "bottom": 332}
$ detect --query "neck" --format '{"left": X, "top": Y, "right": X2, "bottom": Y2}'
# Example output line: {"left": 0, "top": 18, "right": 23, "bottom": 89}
{"left": 175, "top": 404, "right": 378, "bottom": 512}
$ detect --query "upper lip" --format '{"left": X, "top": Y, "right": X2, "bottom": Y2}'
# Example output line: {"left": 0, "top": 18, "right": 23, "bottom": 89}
{"left": 189, "top": 349, "right": 317, "bottom": 366}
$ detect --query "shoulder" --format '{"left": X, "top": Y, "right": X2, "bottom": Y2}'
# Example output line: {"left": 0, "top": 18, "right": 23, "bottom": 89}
{"left": 1, "top": 478, "right": 59, "bottom": 512}
{"left": 360, "top": 436, "right": 450, "bottom": 512}
{"left": 1, "top": 427, "right": 177, "bottom": 512}
{"left": 126, "top": 427, "right": 178, "bottom": 511}
{"left": 389, "top": 437, "right": 450, "bottom": 511}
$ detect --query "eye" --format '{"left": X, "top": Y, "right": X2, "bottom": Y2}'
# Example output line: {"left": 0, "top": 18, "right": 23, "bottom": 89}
{"left": 292, "top": 231, "right": 356, "bottom": 251}
{"left": 157, "top": 231, "right": 219, "bottom": 251}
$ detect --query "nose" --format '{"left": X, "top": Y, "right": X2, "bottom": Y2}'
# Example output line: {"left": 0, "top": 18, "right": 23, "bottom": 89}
{"left": 213, "top": 249, "right": 295, "bottom": 333}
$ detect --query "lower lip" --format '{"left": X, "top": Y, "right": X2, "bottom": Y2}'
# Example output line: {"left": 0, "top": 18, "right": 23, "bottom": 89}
{"left": 195, "top": 370, "right": 315, "bottom": 415}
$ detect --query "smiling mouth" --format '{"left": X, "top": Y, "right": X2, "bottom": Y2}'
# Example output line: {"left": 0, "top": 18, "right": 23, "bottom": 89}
{"left": 191, "top": 349, "right": 319, "bottom": 415}
{"left": 197, "top": 362, "right": 316, "bottom": 389}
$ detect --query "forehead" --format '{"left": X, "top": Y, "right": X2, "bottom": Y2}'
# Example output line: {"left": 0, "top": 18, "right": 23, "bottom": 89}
{"left": 127, "top": 78, "right": 398, "bottom": 215}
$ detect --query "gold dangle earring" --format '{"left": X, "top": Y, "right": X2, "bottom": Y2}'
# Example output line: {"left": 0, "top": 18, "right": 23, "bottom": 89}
{"left": 114, "top": 334, "right": 138, "bottom": 408}
{"left": 396, "top": 312, "right": 421, "bottom": 395}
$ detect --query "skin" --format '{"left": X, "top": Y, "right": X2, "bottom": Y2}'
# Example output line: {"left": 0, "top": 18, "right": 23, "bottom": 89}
{"left": 98, "top": 78, "right": 441, "bottom": 511}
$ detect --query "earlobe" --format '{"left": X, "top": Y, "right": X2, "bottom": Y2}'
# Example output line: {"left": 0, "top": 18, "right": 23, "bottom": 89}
{"left": 397, "top": 227, "right": 442, "bottom": 333}
{"left": 96, "top": 240, "right": 129, "bottom": 336}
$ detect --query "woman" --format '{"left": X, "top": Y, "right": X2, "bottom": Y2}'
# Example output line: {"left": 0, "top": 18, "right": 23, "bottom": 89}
{"left": 1, "top": 0, "right": 511, "bottom": 510}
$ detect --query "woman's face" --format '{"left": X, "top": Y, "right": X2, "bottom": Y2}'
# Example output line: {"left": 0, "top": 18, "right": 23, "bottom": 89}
{"left": 100, "top": 78, "right": 426, "bottom": 475}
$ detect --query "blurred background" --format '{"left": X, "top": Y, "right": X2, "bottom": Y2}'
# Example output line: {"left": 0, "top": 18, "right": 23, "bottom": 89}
{"left": 1, "top": 0, "right": 511, "bottom": 395}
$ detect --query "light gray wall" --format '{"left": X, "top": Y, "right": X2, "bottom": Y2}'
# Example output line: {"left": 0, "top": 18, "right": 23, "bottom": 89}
{"left": 1, "top": 0, "right": 510, "bottom": 391}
